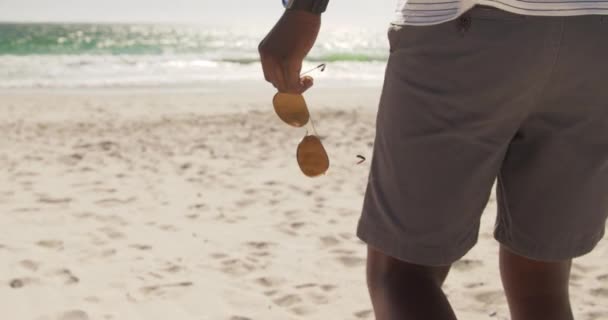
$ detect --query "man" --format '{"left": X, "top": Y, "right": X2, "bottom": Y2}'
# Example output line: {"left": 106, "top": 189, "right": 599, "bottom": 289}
{"left": 258, "top": 0, "right": 608, "bottom": 319}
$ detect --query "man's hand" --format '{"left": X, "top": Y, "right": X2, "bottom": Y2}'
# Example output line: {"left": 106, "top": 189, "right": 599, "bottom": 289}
{"left": 258, "top": 10, "right": 321, "bottom": 94}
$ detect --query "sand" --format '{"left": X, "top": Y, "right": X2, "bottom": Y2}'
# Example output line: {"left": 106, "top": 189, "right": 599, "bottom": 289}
{"left": 0, "top": 87, "right": 606, "bottom": 320}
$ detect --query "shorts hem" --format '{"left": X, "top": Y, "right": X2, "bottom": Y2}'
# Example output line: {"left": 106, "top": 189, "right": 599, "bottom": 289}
{"left": 356, "top": 215, "right": 478, "bottom": 267}
{"left": 494, "top": 227, "right": 606, "bottom": 262}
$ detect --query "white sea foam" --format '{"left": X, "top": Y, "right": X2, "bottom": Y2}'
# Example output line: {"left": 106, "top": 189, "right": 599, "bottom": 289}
{"left": 0, "top": 24, "right": 389, "bottom": 89}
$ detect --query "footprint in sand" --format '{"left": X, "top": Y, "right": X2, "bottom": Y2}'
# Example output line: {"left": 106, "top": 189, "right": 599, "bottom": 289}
{"left": 100, "top": 248, "right": 117, "bottom": 257}
{"left": 338, "top": 232, "right": 353, "bottom": 240}
{"left": 336, "top": 256, "right": 366, "bottom": 267}
{"left": 264, "top": 289, "right": 278, "bottom": 297}
{"left": 474, "top": 290, "right": 506, "bottom": 305}
{"left": 157, "top": 224, "right": 179, "bottom": 231}
{"left": 255, "top": 276, "right": 285, "bottom": 288}
{"left": 94, "top": 214, "right": 127, "bottom": 225}
{"left": 267, "top": 199, "right": 281, "bottom": 206}
{"left": 291, "top": 305, "right": 315, "bottom": 316}
{"left": 320, "top": 284, "right": 337, "bottom": 292}
{"left": 19, "top": 259, "right": 40, "bottom": 272}
{"left": 185, "top": 213, "right": 199, "bottom": 220}
{"left": 243, "top": 188, "right": 257, "bottom": 195}
{"left": 245, "top": 241, "right": 275, "bottom": 250}
{"left": 59, "top": 153, "right": 84, "bottom": 166}
{"left": 273, "top": 294, "right": 302, "bottom": 308}
{"left": 129, "top": 244, "right": 152, "bottom": 251}
{"left": 189, "top": 203, "right": 206, "bottom": 210}
{"left": 84, "top": 296, "right": 101, "bottom": 303}
{"left": 236, "top": 198, "right": 256, "bottom": 207}
{"left": 38, "top": 197, "right": 72, "bottom": 205}
{"left": 162, "top": 262, "right": 184, "bottom": 274}
{"left": 139, "top": 281, "right": 193, "bottom": 297}
{"left": 584, "top": 311, "right": 608, "bottom": 320}
{"left": 90, "top": 188, "right": 116, "bottom": 194}
{"left": 229, "top": 316, "right": 252, "bottom": 320}
{"left": 97, "top": 226, "right": 125, "bottom": 239}
{"left": 264, "top": 180, "right": 279, "bottom": 187}
{"left": 94, "top": 197, "right": 136, "bottom": 207}
{"left": 570, "top": 273, "right": 583, "bottom": 282}
{"left": 251, "top": 251, "right": 271, "bottom": 258}
{"left": 14, "top": 171, "right": 39, "bottom": 177}
{"left": 73, "top": 212, "right": 95, "bottom": 219}
{"left": 278, "top": 209, "right": 297, "bottom": 218}
{"left": 36, "top": 239, "right": 64, "bottom": 250}
{"left": 220, "top": 258, "right": 256, "bottom": 276}
{"left": 210, "top": 252, "right": 228, "bottom": 260}
{"left": 597, "top": 274, "right": 608, "bottom": 284}
{"left": 354, "top": 309, "right": 373, "bottom": 319}
{"left": 464, "top": 282, "right": 485, "bottom": 289}
{"left": 320, "top": 236, "right": 341, "bottom": 247}
{"left": 306, "top": 291, "right": 330, "bottom": 305}
{"left": 58, "top": 309, "right": 89, "bottom": 320}
{"left": 12, "top": 207, "right": 41, "bottom": 213}
{"left": 590, "top": 288, "right": 608, "bottom": 297}
{"left": 572, "top": 262, "right": 597, "bottom": 273}
{"left": 294, "top": 283, "right": 316, "bottom": 289}
{"left": 147, "top": 271, "right": 164, "bottom": 280}
{"left": 49, "top": 268, "right": 80, "bottom": 285}
{"left": 452, "top": 259, "right": 483, "bottom": 272}
{"left": 9, "top": 277, "right": 39, "bottom": 288}
{"left": 36, "top": 310, "right": 90, "bottom": 320}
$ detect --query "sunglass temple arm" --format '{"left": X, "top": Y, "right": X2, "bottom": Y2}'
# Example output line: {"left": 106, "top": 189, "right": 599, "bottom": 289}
{"left": 300, "top": 63, "right": 325, "bottom": 137}
{"left": 300, "top": 63, "right": 326, "bottom": 77}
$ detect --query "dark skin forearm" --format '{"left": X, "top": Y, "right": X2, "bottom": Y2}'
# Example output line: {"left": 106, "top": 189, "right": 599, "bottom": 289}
{"left": 258, "top": 4, "right": 322, "bottom": 93}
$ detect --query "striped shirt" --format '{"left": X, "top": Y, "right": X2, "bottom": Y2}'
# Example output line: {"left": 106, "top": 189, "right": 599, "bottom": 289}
{"left": 394, "top": 0, "right": 608, "bottom": 25}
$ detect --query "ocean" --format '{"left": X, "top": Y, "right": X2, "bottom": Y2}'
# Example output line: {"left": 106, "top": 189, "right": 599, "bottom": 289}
{"left": 0, "top": 23, "right": 389, "bottom": 89}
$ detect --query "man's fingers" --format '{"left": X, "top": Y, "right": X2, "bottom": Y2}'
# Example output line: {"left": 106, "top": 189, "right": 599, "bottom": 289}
{"left": 272, "top": 66, "right": 288, "bottom": 92}
{"left": 260, "top": 53, "right": 278, "bottom": 86}
{"left": 282, "top": 59, "right": 304, "bottom": 94}
{"left": 260, "top": 55, "right": 286, "bottom": 91}
{"left": 301, "top": 75, "right": 314, "bottom": 92}
{"left": 260, "top": 54, "right": 273, "bottom": 83}
{"left": 260, "top": 54, "right": 309, "bottom": 93}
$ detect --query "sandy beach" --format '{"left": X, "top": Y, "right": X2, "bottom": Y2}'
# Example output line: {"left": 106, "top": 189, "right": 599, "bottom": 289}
{"left": 1, "top": 86, "right": 607, "bottom": 320}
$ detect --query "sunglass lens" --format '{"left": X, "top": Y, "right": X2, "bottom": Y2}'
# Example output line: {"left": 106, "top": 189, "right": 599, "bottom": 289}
{"left": 297, "top": 135, "right": 329, "bottom": 177}
{"left": 273, "top": 93, "right": 310, "bottom": 127}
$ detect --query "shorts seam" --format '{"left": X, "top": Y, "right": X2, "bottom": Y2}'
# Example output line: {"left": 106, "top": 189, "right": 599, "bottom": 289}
{"left": 496, "top": 172, "right": 514, "bottom": 240}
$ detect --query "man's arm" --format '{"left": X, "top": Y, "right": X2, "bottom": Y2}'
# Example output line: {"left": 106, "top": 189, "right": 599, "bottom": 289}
{"left": 258, "top": 0, "right": 328, "bottom": 93}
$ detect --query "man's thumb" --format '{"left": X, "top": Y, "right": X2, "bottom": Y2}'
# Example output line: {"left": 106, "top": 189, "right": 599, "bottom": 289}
{"left": 300, "top": 75, "right": 314, "bottom": 93}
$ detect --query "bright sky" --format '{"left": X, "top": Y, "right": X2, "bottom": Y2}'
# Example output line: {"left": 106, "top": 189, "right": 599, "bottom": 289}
{"left": 0, "top": 0, "right": 397, "bottom": 28}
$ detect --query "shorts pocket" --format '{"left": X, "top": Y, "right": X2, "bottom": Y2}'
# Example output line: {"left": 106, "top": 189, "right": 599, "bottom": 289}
{"left": 387, "top": 22, "right": 455, "bottom": 53}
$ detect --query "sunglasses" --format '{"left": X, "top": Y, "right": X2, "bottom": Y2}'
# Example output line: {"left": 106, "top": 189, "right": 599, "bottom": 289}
{"left": 272, "top": 63, "right": 330, "bottom": 178}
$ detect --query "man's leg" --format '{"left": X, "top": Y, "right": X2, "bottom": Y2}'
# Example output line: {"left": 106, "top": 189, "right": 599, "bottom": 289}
{"left": 499, "top": 245, "right": 574, "bottom": 320}
{"left": 366, "top": 246, "right": 457, "bottom": 320}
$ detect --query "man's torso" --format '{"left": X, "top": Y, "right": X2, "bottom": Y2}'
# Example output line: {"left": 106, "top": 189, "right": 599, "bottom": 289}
{"left": 394, "top": 0, "right": 608, "bottom": 25}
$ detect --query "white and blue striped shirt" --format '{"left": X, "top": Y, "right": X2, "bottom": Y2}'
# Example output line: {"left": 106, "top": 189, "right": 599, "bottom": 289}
{"left": 395, "top": 0, "right": 608, "bottom": 25}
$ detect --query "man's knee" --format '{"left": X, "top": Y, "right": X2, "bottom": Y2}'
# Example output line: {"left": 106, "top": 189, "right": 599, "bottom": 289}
{"left": 499, "top": 245, "right": 574, "bottom": 320}
{"left": 499, "top": 245, "right": 572, "bottom": 295}
{"left": 366, "top": 246, "right": 451, "bottom": 289}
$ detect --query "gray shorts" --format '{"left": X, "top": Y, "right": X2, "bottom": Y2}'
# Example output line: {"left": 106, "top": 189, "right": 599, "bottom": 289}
{"left": 357, "top": 6, "right": 608, "bottom": 266}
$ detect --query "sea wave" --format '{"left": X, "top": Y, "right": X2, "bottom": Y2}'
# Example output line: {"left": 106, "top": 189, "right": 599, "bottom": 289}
{"left": 220, "top": 53, "right": 387, "bottom": 64}
{"left": 0, "top": 23, "right": 389, "bottom": 61}
{"left": 0, "top": 23, "right": 389, "bottom": 88}
{"left": 0, "top": 54, "right": 387, "bottom": 88}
